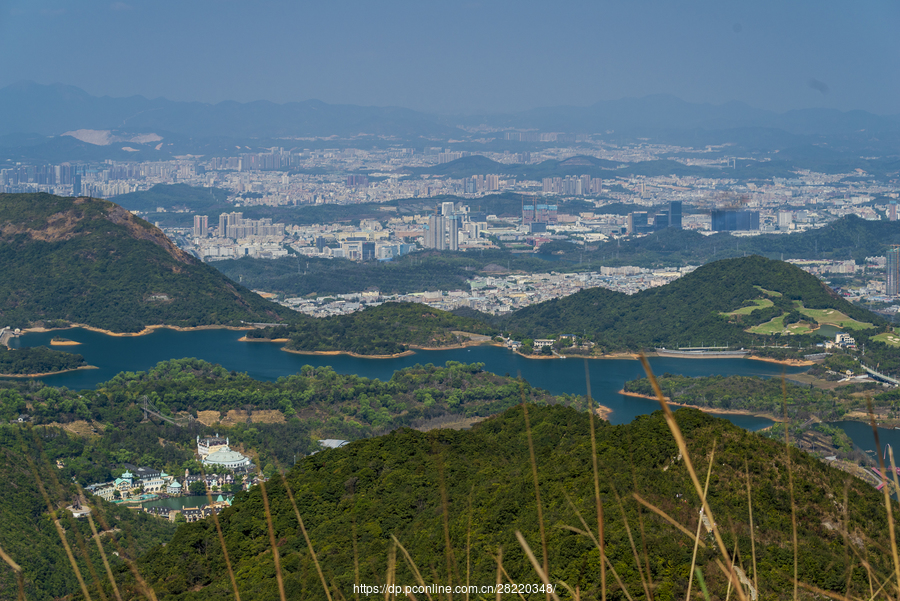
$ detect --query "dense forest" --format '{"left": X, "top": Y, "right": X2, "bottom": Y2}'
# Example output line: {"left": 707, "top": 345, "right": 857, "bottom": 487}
{"left": 0, "top": 428, "right": 176, "bottom": 601}
{"left": 0, "top": 358, "right": 572, "bottom": 478}
{"left": 213, "top": 249, "right": 567, "bottom": 297}
{"left": 112, "top": 183, "right": 230, "bottom": 213}
{"left": 623, "top": 373, "right": 879, "bottom": 421}
{"left": 0, "top": 345, "right": 86, "bottom": 375}
{"left": 246, "top": 302, "right": 498, "bottom": 355}
{"left": 541, "top": 214, "right": 900, "bottom": 267}
{"left": 0, "top": 193, "right": 293, "bottom": 332}
{"left": 130, "top": 405, "right": 898, "bottom": 600}
{"left": 497, "top": 256, "right": 885, "bottom": 351}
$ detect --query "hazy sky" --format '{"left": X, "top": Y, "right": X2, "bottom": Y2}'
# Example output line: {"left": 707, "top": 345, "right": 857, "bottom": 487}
{"left": 0, "top": 0, "right": 897, "bottom": 115}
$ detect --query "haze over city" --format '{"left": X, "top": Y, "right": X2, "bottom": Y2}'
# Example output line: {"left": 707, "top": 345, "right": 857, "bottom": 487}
{"left": 0, "top": 0, "right": 898, "bottom": 114}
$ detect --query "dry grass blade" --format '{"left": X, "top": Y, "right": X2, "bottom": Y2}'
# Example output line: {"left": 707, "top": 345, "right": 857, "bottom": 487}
{"left": 32, "top": 431, "right": 108, "bottom": 601}
{"left": 258, "top": 478, "right": 287, "bottom": 601}
{"left": 26, "top": 455, "right": 93, "bottom": 601}
{"left": 611, "top": 485, "right": 652, "bottom": 600}
{"left": 0, "top": 545, "right": 25, "bottom": 601}
{"left": 603, "top": 555, "right": 637, "bottom": 601}
{"left": 797, "top": 580, "right": 865, "bottom": 601}
{"left": 781, "top": 376, "right": 799, "bottom": 601}
{"left": 561, "top": 495, "right": 646, "bottom": 600}
{"left": 725, "top": 537, "right": 739, "bottom": 601}
{"left": 632, "top": 493, "right": 707, "bottom": 548}
{"left": 390, "top": 535, "right": 433, "bottom": 601}
{"left": 744, "top": 458, "right": 758, "bottom": 597}
{"left": 495, "top": 547, "right": 502, "bottom": 601}
{"left": 638, "top": 353, "right": 748, "bottom": 601}
{"left": 514, "top": 531, "right": 561, "bottom": 601}
{"left": 85, "top": 509, "right": 123, "bottom": 601}
{"left": 687, "top": 441, "right": 717, "bottom": 601}
{"left": 584, "top": 359, "right": 606, "bottom": 601}
{"left": 867, "top": 397, "right": 900, "bottom": 599}
{"left": 385, "top": 541, "right": 396, "bottom": 601}
{"left": 520, "top": 380, "right": 550, "bottom": 600}
{"left": 494, "top": 558, "right": 528, "bottom": 601}
{"left": 280, "top": 472, "right": 333, "bottom": 601}
{"left": 83, "top": 492, "right": 158, "bottom": 601}
{"left": 431, "top": 438, "right": 455, "bottom": 590}
{"left": 199, "top": 470, "right": 241, "bottom": 601}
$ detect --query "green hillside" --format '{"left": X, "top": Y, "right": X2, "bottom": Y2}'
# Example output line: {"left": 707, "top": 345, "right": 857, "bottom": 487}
{"left": 0, "top": 193, "right": 292, "bottom": 332}
{"left": 499, "top": 255, "right": 885, "bottom": 351}
{"left": 247, "top": 302, "right": 498, "bottom": 355}
{"left": 112, "top": 183, "right": 230, "bottom": 213}
{"left": 133, "top": 405, "right": 898, "bottom": 600}
{"left": 543, "top": 215, "right": 900, "bottom": 267}
{"left": 0, "top": 427, "right": 176, "bottom": 601}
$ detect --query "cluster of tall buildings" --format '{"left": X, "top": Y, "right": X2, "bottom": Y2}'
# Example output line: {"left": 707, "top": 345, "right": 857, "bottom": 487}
{"left": 190, "top": 212, "right": 286, "bottom": 239}
{"left": 541, "top": 175, "right": 602, "bottom": 196}
{"left": 424, "top": 201, "right": 484, "bottom": 251}
{"left": 626, "top": 201, "right": 683, "bottom": 234}
{"left": 711, "top": 209, "right": 760, "bottom": 232}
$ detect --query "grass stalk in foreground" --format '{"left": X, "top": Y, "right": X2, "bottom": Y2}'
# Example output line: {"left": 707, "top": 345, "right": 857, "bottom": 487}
{"left": 687, "top": 442, "right": 717, "bottom": 601}
{"left": 584, "top": 359, "right": 606, "bottom": 601}
{"left": 744, "top": 458, "right": 758, "bottom": 598}
{"left": 258, "top": 477, "right": 287, "bottom": 601}
{"left": 782, "top": 377, "right": 799, "bottom": 601}
{"left": 638, "top": 353, "right": 748, "bottom": 601}
{"left": 25, "top": 454, "right": 93, "bottom": 601}
{"left": 520, "top": 379, "right": 550, "bottom": 601}
{"left": 199, "top": 468, "right": 241, "bottom": 601}
{"left": 0, "top": 545, "right": 25, "bottom": 601}
{"left": 867, "top": 397, "right": 900, "bottom": 601}
{"left": 280, "top": 472, "right": 334, "bottom": 601}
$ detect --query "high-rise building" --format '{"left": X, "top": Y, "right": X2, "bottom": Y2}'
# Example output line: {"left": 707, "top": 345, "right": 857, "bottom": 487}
{"left": 426, "top": 214, "right": 446, "bottom": 250}
{"left": 888, "top": 246, "right": 900, "bottom": 296}
{"left": 441, "top": 202, "right": 456, "bottom": 217}
{"left": 193, "top": 215, "right": 208, "bottom": 238}
{"left": 73, "top": 174, "right": 82, "bottom": 196}
{"left": 778, "top": 211, "right": 793, "bottom": 228}
{"left": 668, "top": 201, "right": 683, "bottom": 229}
{"left": 448, "top": 215, "right": 459, "bottom": 251}
{"left": 711, "top": 210, "right": 760, "bottom": 232}
{"left": 890, "top": 201, "right": 898, "bottom": 222}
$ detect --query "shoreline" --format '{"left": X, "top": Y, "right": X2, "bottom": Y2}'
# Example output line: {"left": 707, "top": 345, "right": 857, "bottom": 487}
{"left": 595, "top": 404, "right": 613, "bottom": 421}
{"left": 618, "top": 389, "right": 786, "bottom": 422}
{"left": 239, "top": 336, "right": 290, "bottom": 343}
{"left": 746, "top": 355, "right": 815, "bottom": 367}
{"left": 0, "top": 365, "right": 98, "bottom": 379}
{"left": 280, "top": 347, "right": 416, "bottom": 359}
{"left": 50, "top": 338, "right": 81, "bottom": 346}
{"left": 26, "top": 324, "right": 254, "bottom": 337}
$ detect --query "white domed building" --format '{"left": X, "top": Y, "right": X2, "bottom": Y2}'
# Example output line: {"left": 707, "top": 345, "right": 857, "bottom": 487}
{"left": 200, "top": 438, "right": 252, "bottom": 471}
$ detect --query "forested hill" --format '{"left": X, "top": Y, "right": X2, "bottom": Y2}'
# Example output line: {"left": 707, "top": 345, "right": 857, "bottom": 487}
{"left": 0, "top": 428, "right": 176, "bottom": 601}
{"left": 135, "top": 405, "right": 896, "bottom": 600}
{"left": 541, "top": 214, "right": 900, "bottom": 267}
{"left": 499, "top": 255, "right": 886, "bottom": 350}
{"left": 0, "top": 193, "right": 292, "bottom": 332}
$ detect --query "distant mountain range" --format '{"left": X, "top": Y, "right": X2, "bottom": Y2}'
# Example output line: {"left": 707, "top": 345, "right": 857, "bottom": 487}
{"left": 3, "top": 81, "right": 900, "bottom": 144}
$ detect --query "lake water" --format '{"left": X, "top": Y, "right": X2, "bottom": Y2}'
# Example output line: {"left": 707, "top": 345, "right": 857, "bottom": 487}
{"left": 14, "top": 327, "right": 810, "bottom": 428}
